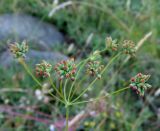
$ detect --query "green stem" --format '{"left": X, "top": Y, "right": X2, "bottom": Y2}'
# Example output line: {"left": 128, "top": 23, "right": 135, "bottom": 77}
{"left": 65, "top": 106, "right": 69, "bottom": 131}
{"left": 60, "top": 81, "right": 63, "bottom": 94}
{"left": 76, "top": 59, "right": 87, "bottom": 67}
{"left": 68, "top": 58, "right": 89, "bottom": 101}
{"left": 64, "top": 80, "right": 68, "bottom": 102}
{"left": 72, "top": 87, "right": 129, "bottom": 105}
{"left": 101, "top": 52, "right": 121, "bottom": 74}
{"left": 48, "top": 91, "right": 65, "bottom": 104}
{"left": 49, "top": 77, "right": 64, "bottom": 100}
{"left": 69, "top": 75, "right": 87, "bottom": 100}
{"left": 19, "top": 59, "right": 65, "bottom": 104}
{"left": 68, "top": 49, "right": 108, "bottom": 101}
{"left": 110, "top": 86, "right": 129, "bottom": 95}
{"left": 72, "top": 53, "right": 121, "bottom": 103}
{"left": 19, "top": 59, "right": 42, "bottom": 87}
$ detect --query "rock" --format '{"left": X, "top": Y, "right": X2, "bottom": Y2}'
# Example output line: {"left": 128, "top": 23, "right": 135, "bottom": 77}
{"left": 0, "top": 50, "right": 68, "bottom": 68}
{"left": 0, "top": 13, "right": 64, "bottom": 51}
{"left": 0, "top": 13, "right": 67, "bottom": 69}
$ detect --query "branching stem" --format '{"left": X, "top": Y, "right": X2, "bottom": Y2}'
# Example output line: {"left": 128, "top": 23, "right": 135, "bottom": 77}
{"left": 72, "top": 87, "right": 129, "bottom": 105}
{"left": 72, "top": 52, "right": 121, "bottom": 103}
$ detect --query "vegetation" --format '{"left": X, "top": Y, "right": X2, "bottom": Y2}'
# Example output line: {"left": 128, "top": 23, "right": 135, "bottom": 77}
{"left": 0, "top": 0, "right": 159, "bottom": 131}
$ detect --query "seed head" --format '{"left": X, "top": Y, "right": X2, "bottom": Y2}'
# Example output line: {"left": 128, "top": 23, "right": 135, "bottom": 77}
{"left": 9, "top": 40, "right": 29, "bottom": 58}
{"left": 129, "top": 73, "right": 151, "bottom": 96}
{"left": 35, "top": 60, "right": 52, "bottom": 78}
{"left": 106, "top": 36, "right": 119, "bottom": 51}
{"left": 54, "top": 58, "right": 76, "bottom": 81}
{"left": 86, "top": 60, "right": 104, "bottom": 79}
{"left": 122, "top": 40, "right": 136, "bottom": 56}
{"left": 89, "top": 50, "right": 101, "bottom": 61}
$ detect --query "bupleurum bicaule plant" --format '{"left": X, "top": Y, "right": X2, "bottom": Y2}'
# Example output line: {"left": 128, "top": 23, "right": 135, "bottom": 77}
{"left": 9, "top": 37, "right": 152, "bottom": 131}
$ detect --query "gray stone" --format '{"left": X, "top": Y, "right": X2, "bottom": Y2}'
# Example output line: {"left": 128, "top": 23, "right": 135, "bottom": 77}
{"left": 0, "top": 50, "right": 68, "bottom": 68}
{"left": 0, "top": 13, "right": 64, "bottom": 51}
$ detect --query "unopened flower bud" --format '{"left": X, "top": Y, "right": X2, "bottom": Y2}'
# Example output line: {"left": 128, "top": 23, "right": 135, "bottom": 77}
{"left": 9, "top": 40, "right": 29, "bottom": 59}
{"left": 122, "top": 40, "right": 136, "bottom": 56}
{"left": 35, "top": 60, "right": 52, "bottom": 78}
{"left": 106, "top": 36, "right": 119, "bottom": 51}
{"left": 129, "top": 73, "right": 152, "bottom": 96}
{"left": 86, "top": 60, "right": 104, "bottom": 79}
{"left": 54, "top": 58, "right": 76, "bottom": 81}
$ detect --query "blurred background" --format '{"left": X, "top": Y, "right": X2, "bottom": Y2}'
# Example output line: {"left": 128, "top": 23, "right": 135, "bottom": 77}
{"left": 0, "top": 0, "right": 160, "bottom": 131}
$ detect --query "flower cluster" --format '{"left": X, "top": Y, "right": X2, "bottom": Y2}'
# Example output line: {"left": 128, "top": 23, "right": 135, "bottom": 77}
{"left": 106, "top": 36, "right": 119, "bottom": 51}
{"left": 35, "top": 60, "right": 52, "bottom": 78}
{"left": 122, "top": 40, "right": 136, "bottom": 56}
{"left": 54, "top": 58, "right": 76, "bottom": 81}
{"left": 106, "top": 37, "right": 137, "bottom": 57}
{"left": 129, "top": 73, "right": 152, "bottom": 96}
{"left": 90, "top": 50, "right": 101, "bottom": 61}
{"left": 86, "top": 60, "right": 104, "bottom": 79}
{"left": 9, "top": 41, "right": 29, "bottom": 58}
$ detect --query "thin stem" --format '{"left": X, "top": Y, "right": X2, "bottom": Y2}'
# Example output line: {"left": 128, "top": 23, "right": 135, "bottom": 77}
{"left": 99, "top": 48, "right": 108, "bottom": 54}
{"left": 68, "top": 49, "right": 107, "bottom": 99}
{"left": 76, "top": 59, "right": 87, "bottom": 67}
{"left": 69, "top": 75, "right": 87, "bottom": 100}
{"left": 48, "top": 91, "right": 65, "bottom": 104}
{"left": 60, "top": 81, "right": 63, "bottom": 95}
{"left": 19, "top": 59, "right": 41, "bottom": 87}
{"left": 71, "top": 87, "right": 129, "bottom": 105}
{"left": 65, "top": 106, "right": 69, "bottom": 131}
{"left": 68, "top": 59, "right": 89, "bottom": 101}
{"left": 69, "top": 49, "right": 108, "bottom": 101}
{"left": 101, "top": 52, "right": 121, "bottom": 74}
{"left": 110, "top": 86, "right": 129, "bottom": 95}
{"left": 72, "top": 53, "right": 121, "bottom": 103}
{"left": 19, "top": 59, "right": 65, "bottom": 104}
{"left": 72, "top": 78, "right": 97, "bottom": 103}
{"left": 64, "top": 79, "right": 68, "bottom": 102}
{"left": 49, "top": 77, "right": 64, "bottom": 99}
